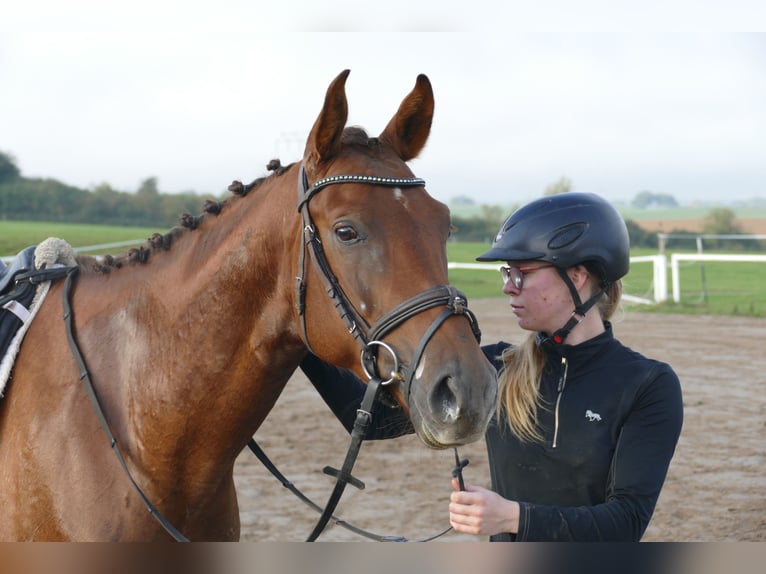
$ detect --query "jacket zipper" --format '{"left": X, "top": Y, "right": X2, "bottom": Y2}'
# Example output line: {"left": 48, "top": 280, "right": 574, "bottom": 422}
{"left": 552, "top": 356, "right": 569, "bottom": 448}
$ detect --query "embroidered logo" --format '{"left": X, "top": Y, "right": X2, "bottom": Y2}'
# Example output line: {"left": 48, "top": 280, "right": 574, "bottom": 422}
{"left": 585, "top": 409, "right": 602, "bottom": 422}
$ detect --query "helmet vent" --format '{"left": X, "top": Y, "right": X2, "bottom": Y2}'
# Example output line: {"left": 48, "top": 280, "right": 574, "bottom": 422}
{"left": 548, "top": 223, "right": 587, "bottom": 249}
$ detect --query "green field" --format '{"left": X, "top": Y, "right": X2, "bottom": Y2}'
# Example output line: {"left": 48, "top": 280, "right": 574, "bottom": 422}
{"left": 2, "top": 222, "right": 764, "bottom": 317}
{"left": 0, "top": 220, "right": 155, "bottom": 256}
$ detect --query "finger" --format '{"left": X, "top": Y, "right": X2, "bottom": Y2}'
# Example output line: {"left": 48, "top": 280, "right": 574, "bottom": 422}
{"left": 459, "top": 482, "right": 480, "bottom": 493}
{"left": 449, "top": 513, "right": 482, "bottom": 535}
{"left": 450, "top": 488, "right": 478, "bottom": 504}
{"left": 449, "top": 494, "right": 478, "bottom": 512}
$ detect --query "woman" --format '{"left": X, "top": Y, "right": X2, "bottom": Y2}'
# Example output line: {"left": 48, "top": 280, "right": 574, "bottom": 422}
{"left": 300, "top": 192, "right": 683, "bottom": 541}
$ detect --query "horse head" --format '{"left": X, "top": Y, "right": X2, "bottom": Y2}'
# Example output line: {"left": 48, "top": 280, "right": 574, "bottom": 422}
{"left": 296, "top": 70, "right": 496, "bottom": 448}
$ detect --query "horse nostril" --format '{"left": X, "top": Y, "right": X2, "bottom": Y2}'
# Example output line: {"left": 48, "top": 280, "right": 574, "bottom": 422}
{"left": 431, "top": 375, "right": 460, "bottom": 423}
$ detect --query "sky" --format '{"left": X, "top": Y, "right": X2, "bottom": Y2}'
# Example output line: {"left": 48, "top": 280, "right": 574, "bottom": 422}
{"left": 2, "top": 1, "right": 765, "bottom": 207}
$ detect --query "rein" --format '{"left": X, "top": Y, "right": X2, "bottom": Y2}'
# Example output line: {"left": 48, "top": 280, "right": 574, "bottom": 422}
{"left": 248, "top": 438, "right": 469, "bottom": 542}
{"left": 61, "top": 267, "right": 189, "bottom": 542}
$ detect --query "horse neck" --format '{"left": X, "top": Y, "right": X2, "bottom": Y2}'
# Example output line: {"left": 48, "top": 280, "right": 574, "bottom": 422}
{"left": 72, "top": 173, "right": 306, "bottom": 464}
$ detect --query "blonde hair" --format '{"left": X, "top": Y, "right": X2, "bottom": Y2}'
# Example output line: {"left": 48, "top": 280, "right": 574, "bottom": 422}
{"left": 497, "top": 279, "right": 623, "bottom": 442}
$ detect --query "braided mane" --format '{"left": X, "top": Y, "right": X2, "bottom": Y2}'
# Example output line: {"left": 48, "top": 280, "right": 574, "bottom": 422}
{"left": 82, "top": 160, "right": 294, "bottom": 274}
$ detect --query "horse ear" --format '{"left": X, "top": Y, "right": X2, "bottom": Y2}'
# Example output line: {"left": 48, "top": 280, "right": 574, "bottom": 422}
{"left": 379, "top": 74, "right": 434, "bottom": 162}
{"left": 304, "top": 69, "right": 350, "bottom": 176}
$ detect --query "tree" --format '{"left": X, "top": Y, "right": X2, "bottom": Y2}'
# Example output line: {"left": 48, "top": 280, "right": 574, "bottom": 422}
{"left": 631, "top": 190, "right": 679, "bottom": 208}
{"left": 655, "top": 193, "right": 678, "bottom": 207}
{"left": 703, "top": 208, "right": 743, "bottom": 235}
{"left": 702, "top": 208, "right": 752, "bottom": 250}
{"left": 544, "top": 176, "right": 572, "bottom": 195}
{"left": 0, "top": 151, "right": 21, "bottom": 183}
{"left": 135, "top": 177, "right": 161, "bottom": 223}
{"left": 137, "top": 177, "right": 159, "bottom": 197}
{"left": 631, "top": 190, "right": 654, "bottom": 209}
{"left": 450, "top": 195, "right": 475, "bottom": 206}
{"left": 449, "top": 204, "right": 513, "bottom": 242}
{"left": 624, "top": 219, "right": 656, "bottom": 249}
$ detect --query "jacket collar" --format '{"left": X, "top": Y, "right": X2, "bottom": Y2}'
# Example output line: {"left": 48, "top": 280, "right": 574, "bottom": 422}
{"left": 536, "top": 321, "right": 615, "bottom": 365}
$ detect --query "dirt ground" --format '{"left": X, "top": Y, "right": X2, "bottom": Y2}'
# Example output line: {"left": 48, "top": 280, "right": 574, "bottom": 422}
{"left": 234, "top": 298, "right": 765, "bottom": 542}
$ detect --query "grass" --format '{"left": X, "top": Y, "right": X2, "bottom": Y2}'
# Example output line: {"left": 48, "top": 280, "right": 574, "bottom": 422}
{"left": 0, "top": 220, "right": 155, "bottom": 256}
{"left": 2, "top": 223, "right": 764, "bottom": 317}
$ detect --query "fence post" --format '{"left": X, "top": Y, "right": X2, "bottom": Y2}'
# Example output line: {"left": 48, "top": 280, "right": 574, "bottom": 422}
{"left": 658, "top": 233, "right": 667, "bottom": 255}
{"left": 653, "top": 255, "right": 668, "bottom": 302}
{"left": 671, "top": 254, "right": 681, "bottom": 303}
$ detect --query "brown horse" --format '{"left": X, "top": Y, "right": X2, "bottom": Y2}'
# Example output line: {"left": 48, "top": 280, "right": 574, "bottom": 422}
{"left": 0, "top": 70, "right": 496, "bottom": 541}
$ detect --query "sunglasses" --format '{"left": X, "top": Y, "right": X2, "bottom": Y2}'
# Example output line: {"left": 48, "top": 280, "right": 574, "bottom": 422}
{"left": 500, "top": 264, "right": 554, "bottom": 289}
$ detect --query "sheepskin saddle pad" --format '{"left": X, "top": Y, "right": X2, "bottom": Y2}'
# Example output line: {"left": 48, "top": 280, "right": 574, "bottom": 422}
{"left": 0, "top": 238, "right": 77, "bottom": 396}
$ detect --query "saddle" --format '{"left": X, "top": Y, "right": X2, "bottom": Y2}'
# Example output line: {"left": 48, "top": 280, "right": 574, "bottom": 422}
{"left": 0, "top": 247, "right": 39, "bottom": 357}
{"left": 0, "top": 239, "right": 77, "bottom": 391}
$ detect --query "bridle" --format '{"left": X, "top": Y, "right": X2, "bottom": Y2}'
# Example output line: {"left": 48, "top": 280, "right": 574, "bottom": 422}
{"left": 286, "top": 164, "right": 482, "bottom": 541}
{"left": 294, "top": 164, "right": 482, "bottom": 393}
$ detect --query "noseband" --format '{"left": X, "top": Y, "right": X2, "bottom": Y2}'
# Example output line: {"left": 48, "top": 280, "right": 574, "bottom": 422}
{"left": 295, "top": 164, "right": 482, "bottom": 398}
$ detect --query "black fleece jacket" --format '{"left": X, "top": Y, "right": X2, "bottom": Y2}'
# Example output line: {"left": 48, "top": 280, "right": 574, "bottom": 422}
{"left": 299, "top": 322, "right": 683, "bottom": 541}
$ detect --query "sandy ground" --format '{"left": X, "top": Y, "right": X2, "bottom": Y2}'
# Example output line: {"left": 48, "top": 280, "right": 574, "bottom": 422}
{"left": 234, "top": 299, "right": 766, "bottom": 542}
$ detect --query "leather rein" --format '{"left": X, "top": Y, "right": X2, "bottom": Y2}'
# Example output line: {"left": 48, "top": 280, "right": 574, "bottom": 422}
{"left": 57, "top": 164, "right": 482, "bottom": 542}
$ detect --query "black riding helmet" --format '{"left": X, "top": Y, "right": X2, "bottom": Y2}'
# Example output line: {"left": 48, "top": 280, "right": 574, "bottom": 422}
{"left": 477, "top": 192, "right": 630, "bottom": 344}
{"left": 476, "top": 192, "right": 630, "bottom": 284}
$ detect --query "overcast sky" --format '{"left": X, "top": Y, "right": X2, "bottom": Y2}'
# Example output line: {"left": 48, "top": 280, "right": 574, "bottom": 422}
{"left": 2, "top": 1, "right": 765, "bottom": 207}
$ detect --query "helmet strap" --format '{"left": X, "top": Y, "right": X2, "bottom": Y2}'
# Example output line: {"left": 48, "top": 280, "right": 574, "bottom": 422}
{"left": 550, "top": 268, "right": 605, "bottom": 344}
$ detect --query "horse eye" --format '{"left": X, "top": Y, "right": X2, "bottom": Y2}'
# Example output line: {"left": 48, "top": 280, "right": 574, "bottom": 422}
{"left": 334, "top": 225, "right": 359, "bottom": 243}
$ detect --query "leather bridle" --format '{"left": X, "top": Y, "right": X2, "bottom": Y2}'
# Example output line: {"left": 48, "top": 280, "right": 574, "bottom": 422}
{"left": 288, "top": 164, "right": 482, "bottom": 541}
{"left": 294, "top": 164, "right": 481, "bottom": 393}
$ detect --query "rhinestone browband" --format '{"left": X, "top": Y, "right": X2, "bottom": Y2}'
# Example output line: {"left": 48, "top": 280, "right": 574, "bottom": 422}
{"left": 309, "top": 174, "right": 426, "bottom": 193}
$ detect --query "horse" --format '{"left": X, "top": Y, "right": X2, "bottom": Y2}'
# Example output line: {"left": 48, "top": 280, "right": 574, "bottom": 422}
{"left": 0, "top": 69, "right": 497, "bottom": 541}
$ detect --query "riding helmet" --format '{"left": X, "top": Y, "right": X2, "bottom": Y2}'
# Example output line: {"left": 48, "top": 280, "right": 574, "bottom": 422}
{"left": 476, "top": 192, "right": 630, "bottom": 283}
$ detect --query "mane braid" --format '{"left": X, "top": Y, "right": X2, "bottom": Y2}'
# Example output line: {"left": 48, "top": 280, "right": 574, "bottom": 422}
{"left": 228, "top": 159, "right": 294, "bottom": 196}
{"left": 86, "top": 159, "right": 294, "bottom": 274}
{"left": 202, "top": 199, "right": 224, "bottom": 215}
{"left": 179, "top": 212, "right": 201, "bottom": 230}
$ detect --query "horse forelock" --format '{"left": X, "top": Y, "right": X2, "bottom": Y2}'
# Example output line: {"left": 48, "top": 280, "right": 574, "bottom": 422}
{"left": 341, "top": 126, "right": 371, "bottom": 145}
{"left": 84, "top": 160, "right": 296, "bottom": 274}
{"left": 339, "top": 127, "right": 387, "bottom": 157}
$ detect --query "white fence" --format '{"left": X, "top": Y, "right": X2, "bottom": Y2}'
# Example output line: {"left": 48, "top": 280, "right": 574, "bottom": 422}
{"left": 669, "top": 253, "right": 766, "bottom": 303}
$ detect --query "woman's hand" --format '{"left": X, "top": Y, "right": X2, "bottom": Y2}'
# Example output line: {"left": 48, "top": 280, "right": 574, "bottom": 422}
{"left": 448, "top": 479, "right": 520, "bottom": 536}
